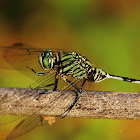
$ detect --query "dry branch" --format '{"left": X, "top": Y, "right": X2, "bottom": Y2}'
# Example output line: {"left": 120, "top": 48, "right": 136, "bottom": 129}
{"left": 0, "top": 87, "right": 140, "bottom": 120}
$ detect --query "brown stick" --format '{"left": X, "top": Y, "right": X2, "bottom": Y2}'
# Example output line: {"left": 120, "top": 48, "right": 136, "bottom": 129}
{"left": 0, "top": 87, "right": 140, "bottom": 120}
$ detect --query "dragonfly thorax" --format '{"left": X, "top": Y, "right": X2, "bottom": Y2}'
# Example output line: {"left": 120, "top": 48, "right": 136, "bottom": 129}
{"left": 39, "top": 50, "right": 56, "bottom": 70}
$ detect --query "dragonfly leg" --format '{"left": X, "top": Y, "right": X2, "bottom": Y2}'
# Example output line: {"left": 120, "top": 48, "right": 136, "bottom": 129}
{"left": 60, "top": 90, "right": 79, "bottom": 118}
{"left": 62, "top": 77, "right": 83, "bottom": 93}
{"left": 59, "top": 78, "right": 86, "bottom": 118}
{"left": 80, "top": 78, "right": 87, "bottom": 89}
{"left": 27, "top": 66, "right": 50, "bottom": 76}
{"left": 39, "top": 76, "right": 58, "bottom": 91}
{"left": 36, "top": 73, "right": 59, "bottom": 92}
{"left": 53, "top": 73, "right": 59, "bottom": 91}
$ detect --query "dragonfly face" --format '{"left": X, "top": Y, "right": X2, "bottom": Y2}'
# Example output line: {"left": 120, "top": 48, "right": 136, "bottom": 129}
{"left": 39, "top": 50, "right": 56, "bottom": 70}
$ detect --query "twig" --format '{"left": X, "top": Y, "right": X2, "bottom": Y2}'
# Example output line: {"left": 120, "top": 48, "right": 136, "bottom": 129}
{"left": 0, "top": 87, "right": 140, "bottom": 120}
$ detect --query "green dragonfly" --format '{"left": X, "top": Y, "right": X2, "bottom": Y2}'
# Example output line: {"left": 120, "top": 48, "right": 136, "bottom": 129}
{"left": 1, "top": 43, "right": 140, "bottom": 139}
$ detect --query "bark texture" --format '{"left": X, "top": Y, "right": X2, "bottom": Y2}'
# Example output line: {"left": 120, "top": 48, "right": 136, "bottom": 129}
{"left": 0, "top": 87, "right": 140, "bottom": 120}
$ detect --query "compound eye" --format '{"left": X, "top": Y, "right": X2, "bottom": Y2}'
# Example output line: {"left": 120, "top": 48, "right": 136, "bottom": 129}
{"left": 39, "top": 50, "right": 54, "bottom": 69}
{"left": 44, "top": 50, "right": 53, "bottom": 57}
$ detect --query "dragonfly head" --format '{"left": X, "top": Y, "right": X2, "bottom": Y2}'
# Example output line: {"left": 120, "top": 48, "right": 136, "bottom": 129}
{"left": 39, "top": 50, "right": 55, "bottom": 69}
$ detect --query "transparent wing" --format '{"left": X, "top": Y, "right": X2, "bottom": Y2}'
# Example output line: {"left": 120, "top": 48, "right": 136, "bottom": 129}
{"left": 4, "top": 78, "right": 80, "bottom": 140}
{"left": 82, "top": 80, "right": 95, "bottom": 91}
{"left": 1, "top": 43, "right": 47, "bottom": 82}
{"left": 0, "top": 43, "right": 71, "bottom": 84}
{"left": 29, "top": 71, "right": 57, "bottom": 89}
{"left": 37, "top": 76, "right": 86, "bottom": 116}
{"left": 3, "top": 43, "right": 43, "bottom": 70}
{"left": 2, "top": 43, "right": 70, "bottom": 71}
{"left": 28, "top": 70, "right": 69, "bottom": 90}
{"left": 6, "top": 116, "right": 42, "bottom": 140}
{"left": 0, "top": 115, "right": 23, "bottom": 126}
{"left": 4, "top": 78, "right": 85, "bottom": 140}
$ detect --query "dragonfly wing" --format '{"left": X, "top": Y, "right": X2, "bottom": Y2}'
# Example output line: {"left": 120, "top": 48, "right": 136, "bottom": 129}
{"left": 2, "top": 43, "right": 71, "bottom": 71}
{"left": 0, "top": 43, "right": 71, "bottom": 83}
{"left": 2, "top": 43, "right": 59, "bottom": 88}
{"left": 29, "top": 70, "right": 69, "bottom": 90}
{"left": 82, "top": 80, "right": 95, "bottom": 91}
{"left": 6, "top": 116, "right": 42, "bottom": 140}
{"left": 0, "top": 115, "right": 23, "bottom": 126}
{"left": 38, "top": 77, "right": 86, "bottom": 116}
{"left": 29, "top": 71, "right": 57, "bottom": 89}
{"left": 3, "top": 43, "right": 43, "bottom": 70}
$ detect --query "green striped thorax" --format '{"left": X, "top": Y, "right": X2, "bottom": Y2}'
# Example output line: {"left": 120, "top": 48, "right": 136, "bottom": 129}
{"left": 39, "top": 50, "right": 108, "bottom": 83}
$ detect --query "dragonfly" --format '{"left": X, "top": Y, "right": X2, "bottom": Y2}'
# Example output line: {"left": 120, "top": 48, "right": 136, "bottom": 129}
{"left": 1, "top": 43, "right": 140, "bottom": 140}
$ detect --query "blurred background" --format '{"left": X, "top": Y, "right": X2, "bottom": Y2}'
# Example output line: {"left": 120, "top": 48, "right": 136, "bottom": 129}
{"left": 0, "top": 0, "right": 140, "bottom": 140}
